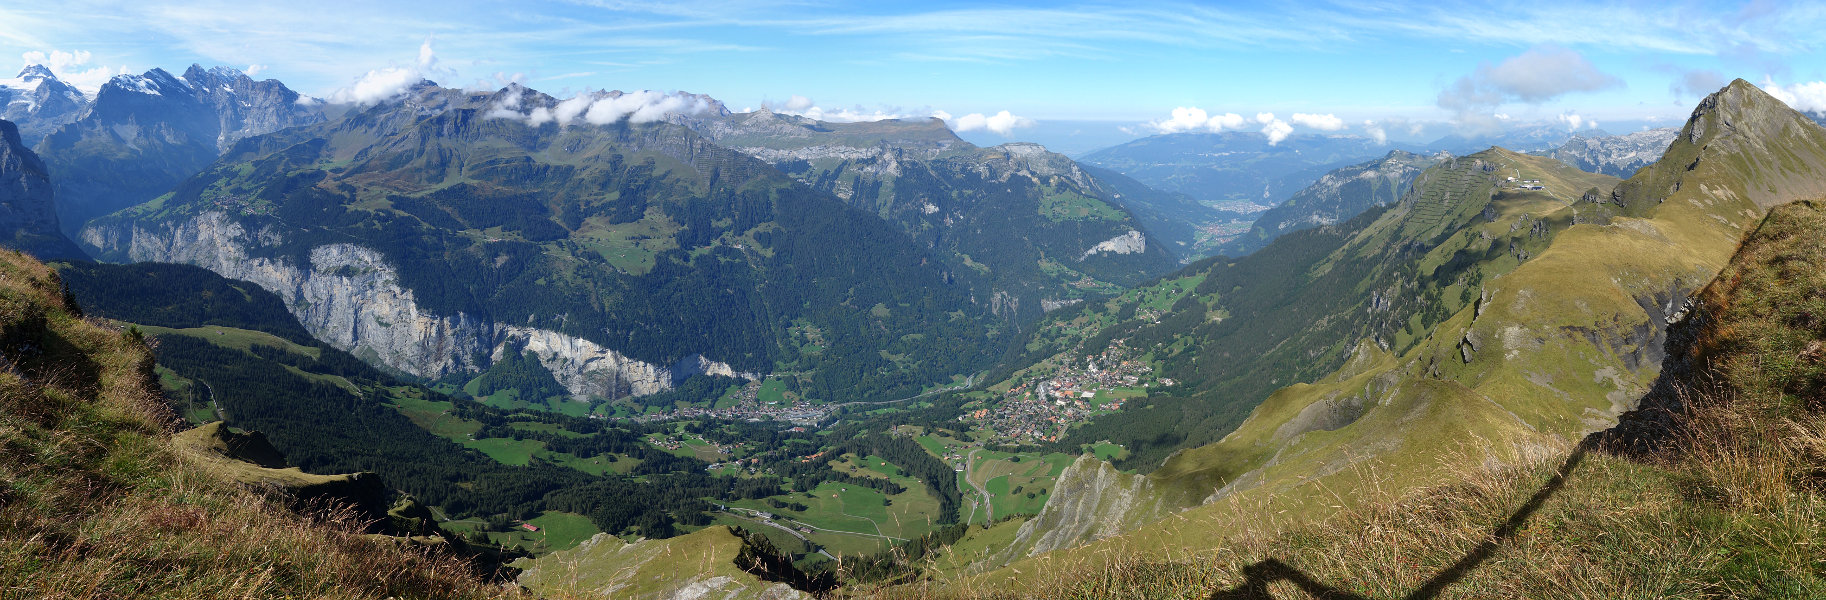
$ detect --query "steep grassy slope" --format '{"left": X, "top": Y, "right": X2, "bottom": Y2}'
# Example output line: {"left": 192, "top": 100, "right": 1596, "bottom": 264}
{"left": 999, "top": 147, "right": 1619, "bottom": 471}
{"left": 884, "top": 196, "right": 1826, "bottom": 600}
{"left": 0, "top": 249, "right": 515, "bottom": 599}
{"left": 932, "top": 78, "right": 1826, "bottom": 590}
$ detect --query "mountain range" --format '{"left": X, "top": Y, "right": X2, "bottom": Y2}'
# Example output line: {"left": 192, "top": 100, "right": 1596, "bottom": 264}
{"left": 6, "top": 56, "right": 1826, "bottom": 600}
{"left": 34, "top": 65, "right": 324, "bottom": 237}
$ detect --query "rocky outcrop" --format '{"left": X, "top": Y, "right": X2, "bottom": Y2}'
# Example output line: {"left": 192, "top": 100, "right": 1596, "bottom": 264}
{"left": 993, "top": 455, "right": 1202, "bottom": 562}
{"left": 517, "top": 528, "right": 807, "bottom": 600}
{"left": 1080, "top": 230, "right": 1146, "bottom": 259}
{"left": 1547, "top": 128, "right": 1679, "bottom": 178}
{"left": 85, "top": 211, "right": 745, "bottom": 399}
{"left": 0, "top": 119, "right": 85, "bottom": 259}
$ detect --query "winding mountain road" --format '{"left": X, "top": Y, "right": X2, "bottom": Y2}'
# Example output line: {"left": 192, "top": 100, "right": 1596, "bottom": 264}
{"left": 964, "top": 448, "right": 993, "bottom": 522}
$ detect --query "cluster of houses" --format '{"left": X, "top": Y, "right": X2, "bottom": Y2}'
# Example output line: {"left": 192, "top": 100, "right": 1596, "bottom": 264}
{"left": 1505, "top": 176, "right": 1545, "bottom": 191}
{"left": 634, "top": 380, "right": 832, "bottom": 426}
{"left": 964, "top": 340, "right": 1161, "bottom": 443}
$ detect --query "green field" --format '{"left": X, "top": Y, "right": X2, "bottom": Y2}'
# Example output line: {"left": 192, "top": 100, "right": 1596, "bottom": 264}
{"left": 756, "top": 378, "right": 790, "bottom": 405}
{"left": 1089, "top": 441, "right": 1128, "bottom": 462}
{"left": 388, "top": 392, "right": 483, "bottom": 440}
{"left": 966, "top": 451, "right": 1073, "bottom": 518}
{"left": 458, "top": 511, "right": 601, "bottom": 554}
{"left": 130, "top": 323, "right": 320, "bottom": 359}
{"left": 463, "top": 437, "right": 544, "bottom": 466}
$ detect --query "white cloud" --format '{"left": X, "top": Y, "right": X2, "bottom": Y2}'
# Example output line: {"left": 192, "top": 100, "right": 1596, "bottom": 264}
{"left": 1764, "top": 78, "right": 1826, "bottom": 113}
{"left": 1362, "top": 120, "right": 1387, "bottom": 145}
{"left": 327, "top": 38, "right": 453, "bottom": 105}
{"left": 584, "top": 90, "right": 714, "bottom": 124}
{"left": 244, "top": 64, "right": 267, "bottom": 77}
{"left": 1260, "top": 118, "right": 1292, "bottom": 144}
{"left": 765, "top": 96, "right": 911, "bottom": 123}
{"left": 951, "top": 110, "right": 1036, "bottom": 136}
{"left": 19, "top": 49, "right": 127, "bottom": 94}
{"left": 1291, "top": 112, "right": 1344, "bottom": 131}
{"left": 494, "top": 89, "right": 715, "bottom": 126}
{"left": 1145, "top": 106, "right": 1245, "bottom": 134}
{"left": 1254, "top": 112, "right": 1275, "bottom": 124}
{"left": 1555, "top": 112, "right": 1598, "bottom": 132}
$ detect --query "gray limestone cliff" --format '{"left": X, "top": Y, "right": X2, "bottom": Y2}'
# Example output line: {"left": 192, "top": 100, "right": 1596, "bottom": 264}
{"left": 83, "top": 211, "right": 744, "bottom": 399}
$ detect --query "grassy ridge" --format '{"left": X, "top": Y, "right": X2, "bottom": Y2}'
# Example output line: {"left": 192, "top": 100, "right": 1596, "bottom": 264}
{"left": 883, "top": 198, "right": 1826, "bottom": 599}
{"left": 0, "top": 250, "right": 517, "bottom": 599}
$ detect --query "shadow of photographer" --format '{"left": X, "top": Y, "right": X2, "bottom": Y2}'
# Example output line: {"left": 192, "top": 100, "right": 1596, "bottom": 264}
{"left": 1207, "top": 435, "right": 1596, "bottom": 600}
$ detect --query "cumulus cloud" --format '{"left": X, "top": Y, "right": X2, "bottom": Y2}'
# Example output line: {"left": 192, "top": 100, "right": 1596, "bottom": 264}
{"left": 1291, "top": 113, "right": 1344, "bottom": 131}
{"left": 1145, "top": 106, "right": 1246, "bottom": 134}
{"left": 489, "top": 89, "right": 717, "bottom": 126}
{"left": 1437, "top": 45, "right": 1622, "bottom": 133}
{"left": 1259, "top": 118, "right": 1292, "bottom": 144}
{"left": 1763, "top": 78, "right": 1826, "bottom": 113}
{"left": 1556, "top": 111, "right": 1598, "bottom": 132}
{"left": 951, "top": 110, "right": 1038, "bottom": 136}
{"left": 1362, "top": 120, "right": 1387, "bottom": 144}
{"left": 20, "top": 49, "right": 128, "bottom": 94}
{"left": 328, "top": 38, "right": 452, "bottom": 105}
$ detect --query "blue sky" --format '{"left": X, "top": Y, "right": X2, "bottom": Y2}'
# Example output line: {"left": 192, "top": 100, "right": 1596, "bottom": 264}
{"left": 5, "top": 1, "right": 1826, "bottom": 146}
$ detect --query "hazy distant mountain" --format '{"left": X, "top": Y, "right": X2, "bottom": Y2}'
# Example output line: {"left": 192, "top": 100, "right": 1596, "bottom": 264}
{"left": 1211, "top": 149, "right": 1449, "bottom": 257}
{"left": 0, "top": 65, "right": 87, "bottom": 146}
{"left": 1543, "top": 127, "right": 1680, "bottom": 177}
{"left": 1079, "top": 164, "right": 1237, "bottom": 257}
{"left": 0, "top": 119, "right": 85, "bottom": 259}
{"left": 1079, "top": 132, "right": 1392, "bottom": 209}
{"left": 35, "top": 65, "right": 323, "bottom": 236}
{"left": 1426, "top": 123, "right": 1582, "bottom": 155}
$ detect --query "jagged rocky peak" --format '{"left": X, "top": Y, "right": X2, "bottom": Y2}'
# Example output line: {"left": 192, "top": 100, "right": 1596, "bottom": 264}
{"left": 1685, "top": 79, "right": 1814, "bottom": 143}
{"left": 107, "top": 67, "right": 193, "bottom": 96}
{"left": 1608, "top": 79, "right": 1826, "bottom": 215}
{"left": 0, "top": 65, "right": 88, "bottom": 146}
{"left": 180, "top": 64, "right": 326, "bottom": 152}
{"left": 15, "top": 64, "right": 54, "bottom": 81}
{"left": 1548, "top": 127, "right": 1679, "bottom": 178}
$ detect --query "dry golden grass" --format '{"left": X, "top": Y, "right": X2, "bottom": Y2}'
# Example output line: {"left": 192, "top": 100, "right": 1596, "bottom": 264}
{"left": 0, "top": 250, "right": 537, "bottom": 600}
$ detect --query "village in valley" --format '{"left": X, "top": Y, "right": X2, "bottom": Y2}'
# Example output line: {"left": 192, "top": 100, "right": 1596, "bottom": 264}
{"left": 963, "top": 338, "right": 1166, "bottom": 444}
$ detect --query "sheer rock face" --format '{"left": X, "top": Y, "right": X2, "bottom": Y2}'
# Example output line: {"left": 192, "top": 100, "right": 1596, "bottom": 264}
{"left": 85, "top": 210, "right": 743, "bottom": 400}
{"left": 0, "top": 65, "right": 87, "bottom": 146}
{"left": 0, "top": 119, "right": 85, "bottom": 259}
